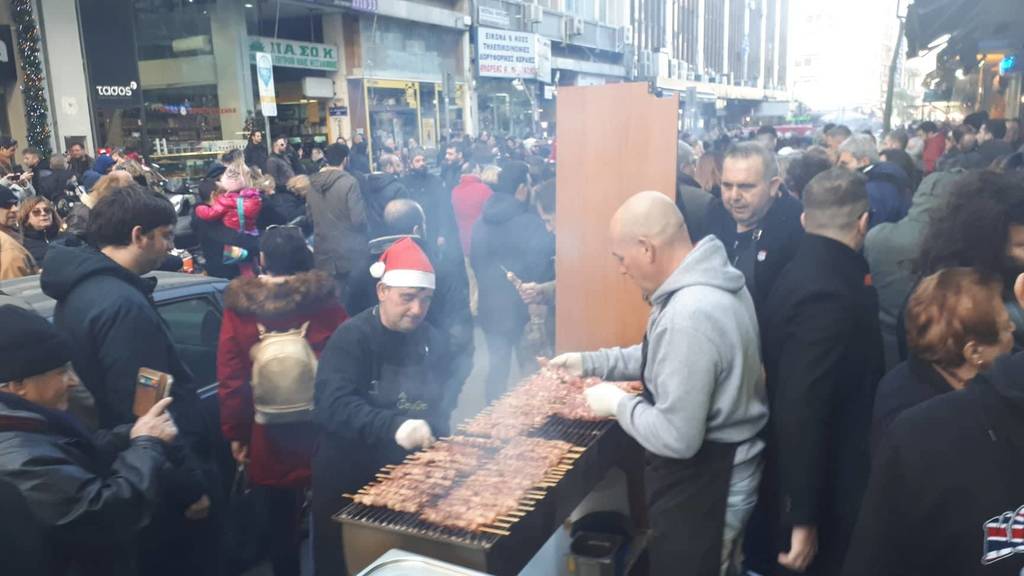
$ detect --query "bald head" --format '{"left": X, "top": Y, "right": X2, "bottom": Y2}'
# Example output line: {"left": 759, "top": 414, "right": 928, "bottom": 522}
{"left": 610, "top": 191, "right": 693, "bottom": 298}
{"left": 383, "top": 198, "right": 426, "bottom": 236}
{"left": 611, "top": 191, "right": 690, "bottom": 247}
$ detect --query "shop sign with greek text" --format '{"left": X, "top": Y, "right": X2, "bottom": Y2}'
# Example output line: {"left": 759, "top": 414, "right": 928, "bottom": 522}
{"left": 248, "top": 37, "right": 339, "bottom": 71}
{"left": 477, "top": 27, "right": 549, "bottom": 81}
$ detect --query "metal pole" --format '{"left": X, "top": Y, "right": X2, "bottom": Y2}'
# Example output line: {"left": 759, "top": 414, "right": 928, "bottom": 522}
{"left": 883, "top": 17, "right": 905, "bottom": 132}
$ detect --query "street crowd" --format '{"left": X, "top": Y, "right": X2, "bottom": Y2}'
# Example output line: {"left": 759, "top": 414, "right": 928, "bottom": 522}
{"left": 0, "top": 109, "right": 1021, "bottom": 576}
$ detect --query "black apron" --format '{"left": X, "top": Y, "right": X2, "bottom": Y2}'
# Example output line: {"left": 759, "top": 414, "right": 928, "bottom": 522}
{"left": 640, "top": 332, "right": 738, "bottom": 576}
{"left": 312, "top": 320, "right": 446, "bottom": 576}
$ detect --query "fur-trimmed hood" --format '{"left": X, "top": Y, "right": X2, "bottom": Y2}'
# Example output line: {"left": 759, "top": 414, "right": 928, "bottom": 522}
{"left": 224, "top": 270, "right": 338, "bottom": 318}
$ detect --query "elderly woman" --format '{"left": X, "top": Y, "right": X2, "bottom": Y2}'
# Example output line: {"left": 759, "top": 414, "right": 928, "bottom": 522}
{"left": 873, "top": 267, "right": 1015, "bottom": 447}
{"left": 17, "top": 196, "right": 64, "bottom": 264}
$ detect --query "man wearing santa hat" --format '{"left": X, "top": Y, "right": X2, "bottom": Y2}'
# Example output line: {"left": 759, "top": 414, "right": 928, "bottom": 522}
{"left": 311, "top": 237, "right": 457, "bottom": 576}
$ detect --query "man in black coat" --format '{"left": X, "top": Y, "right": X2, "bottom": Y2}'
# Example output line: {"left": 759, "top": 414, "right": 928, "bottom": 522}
{"left": 706, "top": 142, "right": 804, "bottom": 312}
{"left": 471, "top": 161, "right": 555, "bottom": 402}
{"left": 0, "top": 304, "right": 179, "bottom": 576}
{"left": 401, "top": 150, "right": 462, "bottom": 266}
{"left": 40, "top": 185, "right": 221, "bottom": 576}
{"left": 312, "top": 238, "right": 456, "bottom": 576}
{"left": 243, "top": 130, "right": 268, "bottom": 172}
{"left": 843, "top": 342, "right": 1024, "bottom": 575}
{"left": 752, "top": 169, "right": 885, "bottom": 575}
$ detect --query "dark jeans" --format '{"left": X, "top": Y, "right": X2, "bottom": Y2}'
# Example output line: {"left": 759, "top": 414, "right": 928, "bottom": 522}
{"left": 265, "top": 487, "right": 304, "bottom": 576}
{"left": 483, "top": 327, "right": 532, "bottom": 403}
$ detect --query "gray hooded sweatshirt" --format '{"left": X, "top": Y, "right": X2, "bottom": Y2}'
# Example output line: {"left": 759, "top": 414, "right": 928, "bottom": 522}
{"left": 582, "top": 235, "right": 768, "bottom": 466}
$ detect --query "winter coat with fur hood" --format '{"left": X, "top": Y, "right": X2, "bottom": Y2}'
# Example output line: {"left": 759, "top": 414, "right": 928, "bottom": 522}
{"left": 218, "top": 270, "right": 348, "bottom": 487}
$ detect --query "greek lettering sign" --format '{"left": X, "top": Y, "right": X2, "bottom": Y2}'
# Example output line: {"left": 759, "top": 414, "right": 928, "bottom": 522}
{"left": 248, "top": 37, "right": 339, "bottom": 71}
{"left": 477, "top": 27, "right": 548, "bottom": 81}
{"left": 255, "top": 52, "right": 277, "bottom": 117}
{"left": 478, "top": 6, "right": 511, "bottom": 28}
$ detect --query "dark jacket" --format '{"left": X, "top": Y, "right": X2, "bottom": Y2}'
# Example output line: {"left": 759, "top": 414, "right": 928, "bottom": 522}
{"left": 978, "top": 139, "right": 1015, "bottom": 168}
{"left": 843, "top": 352, "right": 1024, "bottom": 576}
{"left": 470, "top": 192, "right": 555, "bottom": 335}
{"left": 441, "top": 161, "right": 462, "bottom": 192}
{"left": 400, "top": 170, "right": 462, "bottom": 261}
{"left": 36, "top": 168, "right": 74, "bottom": 203}
{"left": 21, "top": 226, "right": 63, "bottom": 265}
{"left": 757, "top": 234, "right": 885, "bottom": 575}
{"left": 218, "top": 271, "right": 347, "bottom": 488}
{"left": 862, "top": 162, "right": 910, "bottom": 228}
{"left": 0, "top": 392, "right": 167, "bottom": 576}
{"left": 266, "top": 153, "right": 296, "bottom": 192}
{"left": 39, "top": 245, "right": 209, "bottom": 507}
{"left": 257, "top": 189, "right": 307, "bottom": 231}
{"left": 307, "top": 168, "right": 368, "bottom": 276}
{"left": 359, "top": 172, "right": 407, "bottom": 239}
{"left": 244, "top": 142, "right": 268, "bottom": 172}
{"left": 870, "top": 355, "right": 953, "bottom": 451}
{"left": 192, "top": 209, "right": 260, "bottom": 279}
{"left": 676, "top": 173, "right": 717, "bottom": 243}
{"left": 348, "top": 143, "right": 371, "bottom": 175}
{"left": 312, "top": 307, "right": 455, "bottom": 574}
{"left": 706, "top": 192, "right": 804, "bottom": 310}
{"left": 69, "top": 155, "right": 93, "bottom": 180}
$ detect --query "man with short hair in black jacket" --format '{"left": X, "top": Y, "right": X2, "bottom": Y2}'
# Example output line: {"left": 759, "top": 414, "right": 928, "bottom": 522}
{"left": 706, "top": 141, "right": 804, "bottom": 313}
{"left": 0, "top": 304, "right": 178, "bottom": 576}
{"left": 844, "top": 276, "right": 1024, "bottom": 575}
{"left": 40, "top": 184, "right": 220, "bottom": 576}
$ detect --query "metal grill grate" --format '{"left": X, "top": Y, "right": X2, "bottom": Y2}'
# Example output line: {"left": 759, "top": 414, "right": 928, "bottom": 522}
{"left": 338, "top": 414, "right": 615, "bottom": 545}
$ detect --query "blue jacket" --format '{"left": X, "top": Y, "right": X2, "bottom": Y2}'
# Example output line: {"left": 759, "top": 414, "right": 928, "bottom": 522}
{"left": 862, "top": 162, "right": 911, "bottom": 228}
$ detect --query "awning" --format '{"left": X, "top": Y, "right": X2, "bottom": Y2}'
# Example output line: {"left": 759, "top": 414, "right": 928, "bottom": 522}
{"left": 905, "top": 0, "right": 1024, "bottom": 57}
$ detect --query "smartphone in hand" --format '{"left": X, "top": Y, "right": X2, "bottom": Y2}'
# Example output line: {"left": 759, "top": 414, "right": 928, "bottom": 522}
{"left": 132, "top": 367, "right": 175, "bottom": 418}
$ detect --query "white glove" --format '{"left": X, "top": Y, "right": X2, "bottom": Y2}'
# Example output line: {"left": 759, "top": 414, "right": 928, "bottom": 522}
{"left": 548, "top": 352, "right": 584, "bottom": 376}
{"left": 395, "top": 419, "right": 436, "bottom": 451}
{"left": 584, "top": 382, "right": 629, "bottom": 418}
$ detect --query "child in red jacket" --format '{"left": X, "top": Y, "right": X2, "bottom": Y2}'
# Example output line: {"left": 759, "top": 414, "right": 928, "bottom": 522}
{"left": 196, "top": 160, "right": 262, "bottom": 236}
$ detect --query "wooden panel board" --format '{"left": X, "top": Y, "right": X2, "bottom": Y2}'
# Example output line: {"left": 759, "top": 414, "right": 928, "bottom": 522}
{"left": 555, "top": 83, "right": 678, "bottom": 353}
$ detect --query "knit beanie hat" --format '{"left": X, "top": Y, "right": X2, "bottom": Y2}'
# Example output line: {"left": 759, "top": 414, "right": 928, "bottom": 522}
{"left": 0, "top": 305, "right": 73, "bottom": 383}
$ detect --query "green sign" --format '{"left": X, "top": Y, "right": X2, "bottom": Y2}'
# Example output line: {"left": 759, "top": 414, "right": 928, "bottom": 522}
{"left": 248, "top": 36, "right": 339, "bottom": 71}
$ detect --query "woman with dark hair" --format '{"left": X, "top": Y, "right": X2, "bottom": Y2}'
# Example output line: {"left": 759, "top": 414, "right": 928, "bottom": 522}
{"left": 471, "top": 161, "right": 555, "bottom": 401}
{"left": 873, "top": 267, "right": 1013, "bottom": 447}
{"left": 783, "top": 152, "right": 832, "bottom": 199}
{"left": 217, "top": 226, "right": 347, "bottom": 576}
{"left": 17, "top": 196, "right": 64, "bottom": 264}
{"left": 913, "top": 170, "right": 1024, "bottom": 347}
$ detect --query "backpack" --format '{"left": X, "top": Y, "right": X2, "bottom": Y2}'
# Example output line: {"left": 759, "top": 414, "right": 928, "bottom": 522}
{"left": 249, "top": 322, "right": 317, "bottom": 424}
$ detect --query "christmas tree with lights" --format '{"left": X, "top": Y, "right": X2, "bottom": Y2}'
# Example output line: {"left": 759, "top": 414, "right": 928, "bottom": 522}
{"left": 12, "top": 0, "right": 52, "bottom": 157}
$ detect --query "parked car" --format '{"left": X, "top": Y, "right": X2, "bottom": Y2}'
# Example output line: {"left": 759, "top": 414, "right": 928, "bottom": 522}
{"left": 0, "top": 271, "right": 228, "bottom": 437}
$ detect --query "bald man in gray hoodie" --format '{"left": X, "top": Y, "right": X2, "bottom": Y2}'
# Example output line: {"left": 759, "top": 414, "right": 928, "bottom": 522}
{"left": 552, "top": 191, "right": 768, "bottom": 576}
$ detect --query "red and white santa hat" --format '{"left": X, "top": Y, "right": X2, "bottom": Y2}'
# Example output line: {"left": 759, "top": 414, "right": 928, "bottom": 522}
{"left": 369, "top": 237, "right": 436, "bottom": 290}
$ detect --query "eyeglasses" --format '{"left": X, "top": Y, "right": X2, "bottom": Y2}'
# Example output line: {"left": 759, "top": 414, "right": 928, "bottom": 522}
{"left": 31, "top": 207, "right": 52, "bottom": 216}
{"left": 266, "top": 224, "right": 300, "bottom": 231}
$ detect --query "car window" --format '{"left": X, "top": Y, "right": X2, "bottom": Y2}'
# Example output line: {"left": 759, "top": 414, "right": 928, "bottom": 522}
{"left": 157, "top": 296, "right": 221, "bottom": 388}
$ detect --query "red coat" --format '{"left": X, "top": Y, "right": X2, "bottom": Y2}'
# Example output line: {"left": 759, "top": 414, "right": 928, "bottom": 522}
{"left": 922, "top": 132, "right": 946, "bottom": 174}
{"left": 451, "top": 174, "right": 493, "bottom": 254}
{"left": 217, "top": 270, "right": 347, "bottom": 487}
{"left": 196, "top": 188, "right": 262, "bottom": 234}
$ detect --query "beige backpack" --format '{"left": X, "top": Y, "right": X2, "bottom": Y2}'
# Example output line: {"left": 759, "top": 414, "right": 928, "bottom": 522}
{"left": 249, "top": 322, "right": 317, "bottom": 424}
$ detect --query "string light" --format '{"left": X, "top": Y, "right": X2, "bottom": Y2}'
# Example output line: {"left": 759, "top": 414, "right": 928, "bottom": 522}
{"left": 12, "top": 0, "right": 52, "bottom": 158}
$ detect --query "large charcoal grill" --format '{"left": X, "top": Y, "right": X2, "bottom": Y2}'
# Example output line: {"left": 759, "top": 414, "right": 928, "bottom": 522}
{"left": 337, "top": 416, "right": 646, "bottom": 575}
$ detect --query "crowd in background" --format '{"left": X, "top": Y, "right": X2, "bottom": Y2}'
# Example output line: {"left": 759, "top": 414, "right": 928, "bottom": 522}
{"left": 0, "top": 104, "right": 1022, "bottom": 576}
